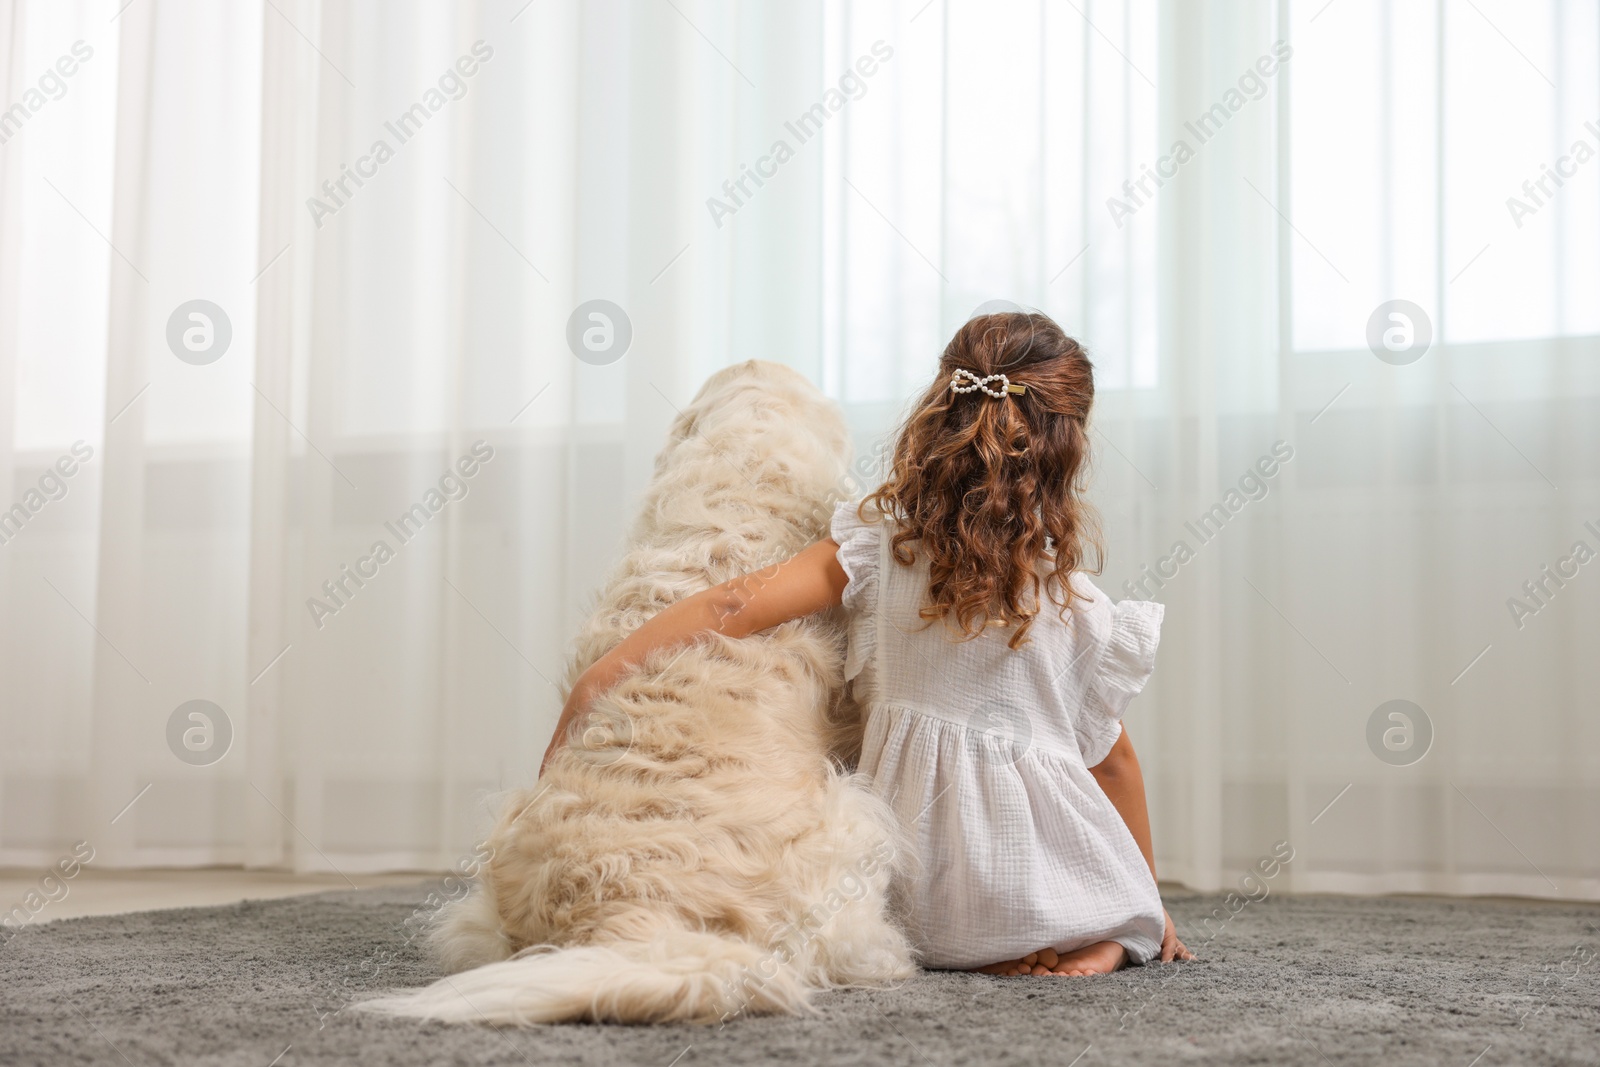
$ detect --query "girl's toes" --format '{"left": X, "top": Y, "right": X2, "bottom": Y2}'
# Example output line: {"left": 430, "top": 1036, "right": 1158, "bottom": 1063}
{"left": 1030, "top": 964, "right": 1049, "bottom": 976}
{"left": 1023, "top": 953, "right": 1038, "bottom": 966}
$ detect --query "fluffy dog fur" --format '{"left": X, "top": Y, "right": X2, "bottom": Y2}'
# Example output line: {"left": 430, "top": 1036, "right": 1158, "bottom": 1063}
{"left": 360, "top": 361, "right": 915, "bottom": 1025}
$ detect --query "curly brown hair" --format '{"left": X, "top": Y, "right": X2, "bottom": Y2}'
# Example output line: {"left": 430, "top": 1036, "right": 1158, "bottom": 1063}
{"left": 860, "top": 310, "right": 1101, "bottom": 649}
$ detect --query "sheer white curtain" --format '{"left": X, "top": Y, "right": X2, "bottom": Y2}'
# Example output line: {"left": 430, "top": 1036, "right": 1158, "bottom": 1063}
{"left": 2, "top": 0, "right": 1596, "bottom": 899}
{"left": 825, "top": 0, "right": 1599, "bottom": 898}
{"left": 1, "top": 0, "right": 827, "bottom": 874}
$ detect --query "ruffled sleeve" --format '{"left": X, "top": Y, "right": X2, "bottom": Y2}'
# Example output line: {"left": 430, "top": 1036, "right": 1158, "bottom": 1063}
{"left": 1075, "top": 599, "right": 1164, "bottom": 766}
{"left": 829, "top": 500, "right": 880, "bottom": 614}
{"left": 829, "top": 499, "right": 881, "bottom": 682}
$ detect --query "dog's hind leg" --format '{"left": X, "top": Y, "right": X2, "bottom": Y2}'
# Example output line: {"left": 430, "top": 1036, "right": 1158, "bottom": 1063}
{"left": 779, "top": 773, "right": 918, "bottom": 988}
{"left": 428, "top": 879, "right": 514, "bottom": 974}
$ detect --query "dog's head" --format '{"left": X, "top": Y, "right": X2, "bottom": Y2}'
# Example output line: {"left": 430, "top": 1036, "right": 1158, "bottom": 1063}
{"left": 657, "top": 360, "right": 851, "bottom": 486}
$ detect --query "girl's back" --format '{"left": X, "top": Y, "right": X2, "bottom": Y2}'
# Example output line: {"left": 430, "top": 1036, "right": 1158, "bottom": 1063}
{"left": 833, "top": 498, "right": 1165, "bottom": 969}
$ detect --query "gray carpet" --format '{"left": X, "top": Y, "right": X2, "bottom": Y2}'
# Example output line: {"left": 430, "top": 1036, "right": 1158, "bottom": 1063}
{"left": 2, "top": 884, "right": 1596, "bottom": 1067}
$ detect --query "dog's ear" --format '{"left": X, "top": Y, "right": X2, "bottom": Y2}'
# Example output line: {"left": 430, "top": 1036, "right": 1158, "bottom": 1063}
{"left": 666, "top": 407, "right": 700, "bottom": 446}
{"left": 653, "top": 407, "right": 701, "bottom": 476}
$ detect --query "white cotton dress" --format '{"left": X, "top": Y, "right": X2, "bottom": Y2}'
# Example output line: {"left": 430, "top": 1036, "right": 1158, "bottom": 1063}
{"left": 831, "top": 500, "right": 1167, "bottom": 969}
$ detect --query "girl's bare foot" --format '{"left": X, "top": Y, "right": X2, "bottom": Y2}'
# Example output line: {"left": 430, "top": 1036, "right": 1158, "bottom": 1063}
{"left": 1051, "top": 940, "right": 1126, "bottom": 976}
{"left": 972, "top": 941, "right": 1127, "bottom": 977}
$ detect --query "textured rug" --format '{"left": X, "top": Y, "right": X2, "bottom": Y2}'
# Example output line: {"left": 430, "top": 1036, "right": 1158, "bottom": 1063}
{"left": 1, "top": 882, "right": 1596, "bottom": 1066}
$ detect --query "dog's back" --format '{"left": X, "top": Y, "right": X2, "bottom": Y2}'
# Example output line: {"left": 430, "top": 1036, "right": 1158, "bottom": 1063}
{"left": 361, "top": 361, "right": 914, "bottom": 1025}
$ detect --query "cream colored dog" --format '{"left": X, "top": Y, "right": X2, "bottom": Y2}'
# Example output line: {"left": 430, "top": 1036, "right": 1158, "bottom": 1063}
{"left": 362, "top": 361, "right": 914, "bottom": 1025}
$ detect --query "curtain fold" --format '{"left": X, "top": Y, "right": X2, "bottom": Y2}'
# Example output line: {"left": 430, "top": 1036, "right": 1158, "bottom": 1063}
{"left": 1, "top": 0, "right": 1595, "bottom": 900}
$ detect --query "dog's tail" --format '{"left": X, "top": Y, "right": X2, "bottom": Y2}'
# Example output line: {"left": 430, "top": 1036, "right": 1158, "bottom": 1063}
{"left": 356, "top": 928, "right": 810, "bottom": 1025}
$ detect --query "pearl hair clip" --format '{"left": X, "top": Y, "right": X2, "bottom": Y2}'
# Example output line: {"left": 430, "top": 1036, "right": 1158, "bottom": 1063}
{"left": 950, "top": 368, "right": 1026, "bottom": 398}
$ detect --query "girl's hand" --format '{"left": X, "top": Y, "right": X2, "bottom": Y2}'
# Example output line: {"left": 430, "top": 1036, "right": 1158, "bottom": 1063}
{"left": 538, "top": 722, "right": 567, "bottom": 778}
{"left": 1160, "top": 910, "right": 1194, "bottom": 962}
{"left": 538, "top": 730, "right": 563, "bottom": 777}
{"left": 539, "top": 683, "right": 594, "bottom": 777}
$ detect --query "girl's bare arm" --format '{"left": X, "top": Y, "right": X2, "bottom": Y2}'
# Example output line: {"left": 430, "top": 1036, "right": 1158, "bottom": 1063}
{"left": 1089, "top": 726, "right": 1195, "bottom": 962}
{"left": 540, "top": 538, "right": 848, "bottom": 772}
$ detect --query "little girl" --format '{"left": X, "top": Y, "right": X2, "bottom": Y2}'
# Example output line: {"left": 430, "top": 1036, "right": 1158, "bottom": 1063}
{"left": 548, "top": 310, "right": 1191, "bottom": 976}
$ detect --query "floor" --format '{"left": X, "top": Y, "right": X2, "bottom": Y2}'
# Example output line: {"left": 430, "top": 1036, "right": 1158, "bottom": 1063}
{"left": 0, "top": 868, "right": 428, "bottom": 923}
{"left": 1, "top": 879, "right": 1597, "bottom": 1066}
